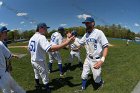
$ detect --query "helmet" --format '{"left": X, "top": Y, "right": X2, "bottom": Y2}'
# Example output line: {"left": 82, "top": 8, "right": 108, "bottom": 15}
{"left": 71, "top": 30, "right": 77, "bottom": 37}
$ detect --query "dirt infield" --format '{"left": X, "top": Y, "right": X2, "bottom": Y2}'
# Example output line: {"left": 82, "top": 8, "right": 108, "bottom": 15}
{"left": 9, "top": 46, "right": 28, "bottom": 48}
{"left": 109, "top": 44, "right": 114, "bottom": 47}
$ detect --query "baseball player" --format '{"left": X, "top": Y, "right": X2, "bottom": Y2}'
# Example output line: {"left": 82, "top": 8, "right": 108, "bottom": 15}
{"left": 74, "top": 17, "right": 109, "bottom": 90}
{"left": 0, "top": 26, "right": 13, "bottom": 73}
{"left": 126, "top": 39, "right": 130, "bottom": 46}
{"left": 66, "top": 31, "right": 83, "bottom": 71}
{"left": 48, "top": 27, "right": 65, "bottom": 76}
{"left": 28, "top": 23, "right": 74, "bottom": 92}
{"left": 1, "top": 27, "right": 8, "bottom": 47}
{"left": 0, "top": 27, "right": 26, "bottom": 93}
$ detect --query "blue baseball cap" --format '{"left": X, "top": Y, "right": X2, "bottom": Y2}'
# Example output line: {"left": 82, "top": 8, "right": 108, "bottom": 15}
{"left": 82, "top": 17, "right": 95, "bottom": 24}
{"left": 0, "top": 26, "right": 10, "bottom": 33}
{"left": 71, "top": 30, "right": 77, "bottom": 37}
{"left": 58, "top": 27, "right": 64, "bottom": 31}
{"left": 37, "top": 23, "right": 50, "bottom": 29}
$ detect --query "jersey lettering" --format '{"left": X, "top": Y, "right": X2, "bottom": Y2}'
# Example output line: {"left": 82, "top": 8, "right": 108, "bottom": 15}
{"left": 86, "top": 38, "right": 97, "bottom": 50}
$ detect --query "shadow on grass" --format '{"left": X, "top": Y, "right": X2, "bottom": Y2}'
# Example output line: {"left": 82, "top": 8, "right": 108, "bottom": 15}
{"left": 86, "top": 74, "right": 102, "bottom": 90}
{"left": 49, "top": 63, "right": 82, "bottom": 74}
{"left": 26, "top": 76, "right": 81, "bottom": 93}
{"left": 50, "top": 76, "right": 81, "bottom": 90}
{"left": 64, "top": 63, "right": 82, "bottom": 72}
{"left": 26, "top": 89, "right": 48, "bottom": 93}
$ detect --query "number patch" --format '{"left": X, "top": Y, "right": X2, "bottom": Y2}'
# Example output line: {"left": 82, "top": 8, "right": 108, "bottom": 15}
{"left": 29, "top": 41, "right": 36, "bottom": 52}
{"left": 51, "top": 35, "right": 56, "bottom": 42}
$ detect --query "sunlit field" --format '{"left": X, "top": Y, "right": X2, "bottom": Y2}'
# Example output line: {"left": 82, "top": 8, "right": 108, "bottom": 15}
{"left": 3, "top": 39, "right": 140, "bottom": 93}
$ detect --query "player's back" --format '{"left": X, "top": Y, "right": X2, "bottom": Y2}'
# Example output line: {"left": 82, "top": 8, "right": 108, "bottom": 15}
{"left": 50, "top": 32, "right": 63, "bottom": 45}
{"left": 28, "top": 32, "right": 46, "bottom": 62}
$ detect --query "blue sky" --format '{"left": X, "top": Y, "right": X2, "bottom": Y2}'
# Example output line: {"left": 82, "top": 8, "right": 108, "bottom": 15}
{"left": 0, "top": 0, "right": 140, "bottom": 33}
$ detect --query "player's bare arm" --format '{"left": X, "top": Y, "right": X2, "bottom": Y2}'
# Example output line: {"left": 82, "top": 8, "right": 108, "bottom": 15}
{"left": 49, "top": 36, "right": 75, "bottom": 52}
{"left": 93, "top": 47, "right": 108, "bottom": 69}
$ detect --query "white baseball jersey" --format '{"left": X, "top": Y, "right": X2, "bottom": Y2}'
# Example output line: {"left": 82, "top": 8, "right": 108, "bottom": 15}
{"left": 28, "top": 32, "right": 52, "bottom": 62}
{"left": 79, "top": 28, "right": 109, "bottom": 58}
{"left": 70, "top": 37, "right": 80, "bottom": 52}
{"left": 0, "top": 41, "right": 26, "bottom": 93}
{"left": 50, "top": 32, "right": 63, "bottom": 45}
{"left": 48, "top": 32, "right": 63, "bottom": 63}
{"left": 80, "top": 28, "right": 109, "bottom": 83}
{"left": 0, "top": 41, "right": 12, "bottom": 75}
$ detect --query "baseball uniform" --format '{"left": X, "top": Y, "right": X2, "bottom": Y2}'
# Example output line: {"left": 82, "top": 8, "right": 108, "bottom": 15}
{"left": 28, "top": 32, "right": 52, "bottom": 85}
{"left": 48, "top": 32, "right": 63, "bottom": 75}
{"left": 0, "top": 41, "right": 25, "bottom": 93}
{"left": 77, "top": 28, "right": 109, "bottom": 89}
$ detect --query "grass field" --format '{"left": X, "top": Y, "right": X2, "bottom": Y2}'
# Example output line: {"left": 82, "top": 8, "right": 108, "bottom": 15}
{"left": 2, "top": 39, "right": 140, "bottom": 93}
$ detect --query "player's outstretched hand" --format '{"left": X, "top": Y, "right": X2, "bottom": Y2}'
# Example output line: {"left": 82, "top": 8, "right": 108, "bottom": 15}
{"left": 68, "top": 36, "right": 75, "bottom": 43}
{"left": 93, "top": 61, "right": 103, "bottom": 69}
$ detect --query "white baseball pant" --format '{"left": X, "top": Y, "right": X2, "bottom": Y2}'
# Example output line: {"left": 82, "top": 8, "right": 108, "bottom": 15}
{"left": 81, "top": 57, "right": 102, "bottom": 83}
{"left": 48, "top": 51, "right": 62, "bottom": 64}
{"left": 69, "top": 51, "right": 81, "bottom": 63}
{"left": 31, "top": 61, "right": 49, "bottom": 85}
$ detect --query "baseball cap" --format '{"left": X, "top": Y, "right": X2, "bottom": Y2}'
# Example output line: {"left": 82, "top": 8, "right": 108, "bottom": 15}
{"left": 37, "top": 23, "right": 50, "bottom": 29}
{"left": 82, "top": 17, "right": 95, "bottom": 24}
{"left": 71, "top": 30, "right": 77, "bottom": 37}
{"left": 58, "top": 27, "right": 64, "bottom": 31}
{"left": 0, "top": 26, "right": 10, "bottom": 33}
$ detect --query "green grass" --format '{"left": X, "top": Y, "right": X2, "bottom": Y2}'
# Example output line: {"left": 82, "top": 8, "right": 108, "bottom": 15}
{"left": 9, "top": 41, "right": 28, "bottom": 46}
{"left": 4, "top": 39, "right": 140, "bottom": 93}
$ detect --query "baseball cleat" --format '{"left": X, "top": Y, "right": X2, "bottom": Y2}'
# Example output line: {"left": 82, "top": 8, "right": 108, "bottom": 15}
{"left": 60, "top": 74, "right": 64, "bottom": 77}
{"left": 94, "top": 80, "right": 104, "bottom": 90}
{"left": 81, "top": 86, "right": 86, "bottom": 90}
{"left": 48, "top": 70, "right": 52, "bottom": 73}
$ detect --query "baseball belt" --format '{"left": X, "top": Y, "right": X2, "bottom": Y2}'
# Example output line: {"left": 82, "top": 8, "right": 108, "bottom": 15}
{"left": 89, "top": 55, "right": 100, "bottom": 59}
{"left": 72, "top": 50, "right": 79, "bottom": 52}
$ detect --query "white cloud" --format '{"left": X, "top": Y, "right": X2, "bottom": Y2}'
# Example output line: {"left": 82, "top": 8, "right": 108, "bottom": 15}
{"left": 77, "top": 14, "right": 91, "bottom": 19}
{"left": 0, "top": 22, "right": 8, "bottom": 26}
{"left": 60, "top": 24, "right": 67, "bottom": 27}
{"left": 134, "top": 23, "right": 140, "bottom": 27}
{"left": 20, "top": 21, "right": 25, "bottom": 24}
{"left": 124, "top": 25, "right": 128, "bottom": 28}
{"left": 30, "top": 21, "right": 36, "bottom": 24}
{"left": 0, "top": 1, "right": 3, "bottom": 6}
{"left": 17, "top": 12, "right": 28, "bottom": 16}
{"left": 11, "top": 28, "right": 22, "bottom": 31}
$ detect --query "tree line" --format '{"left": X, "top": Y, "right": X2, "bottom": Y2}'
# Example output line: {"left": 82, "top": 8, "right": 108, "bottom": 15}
{"left": 8, "top": 24, "right": 140, "bottom": 41}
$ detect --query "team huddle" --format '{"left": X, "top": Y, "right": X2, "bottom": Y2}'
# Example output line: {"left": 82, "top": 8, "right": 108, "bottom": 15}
{"left": 0, "top": 17, "right": 109, "bottom": 93}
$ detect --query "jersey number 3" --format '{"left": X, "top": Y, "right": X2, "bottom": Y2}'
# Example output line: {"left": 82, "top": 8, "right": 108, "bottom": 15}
{"left": 29, "top": 41, "right": 36, "bottom": 52}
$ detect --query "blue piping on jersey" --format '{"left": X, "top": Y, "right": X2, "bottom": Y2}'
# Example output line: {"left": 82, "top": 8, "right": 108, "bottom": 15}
{"left": 46, "top": 44, "right": 52, "bottom": 52}
{"left": 102, "top": 43, "right": 109, "bottom": 48}
{"left": 8, "top": 54, "right": 12, "bottom": 59}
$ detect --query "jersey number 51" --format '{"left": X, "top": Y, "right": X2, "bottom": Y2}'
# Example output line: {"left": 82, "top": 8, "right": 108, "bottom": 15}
{"left": 29, "top": 41, "right": 36, "bottom": 52}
